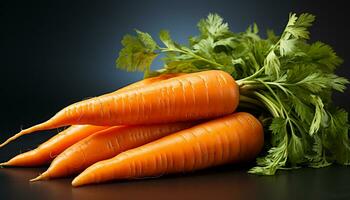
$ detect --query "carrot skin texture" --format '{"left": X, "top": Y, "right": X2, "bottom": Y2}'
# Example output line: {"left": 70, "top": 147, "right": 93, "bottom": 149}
{"left": 63, "top": 70, "right": 238, "bottom": 125}
{"left": 72, "top": 112, "right": 263, "bottom": 187}
{"left": 1, "top": 71, "right": 237, "bottom": 147}
{"left": 32, "top": 122, "right": 196, "bottom": 180}
{"left": 1, "top": 125, "right": 107, "bottom": 166}
{"left": 0, "top": 73, "right": 184, "bottom": 148}
{"left": 0, "top": 74, "right": 180, "bottom": 163}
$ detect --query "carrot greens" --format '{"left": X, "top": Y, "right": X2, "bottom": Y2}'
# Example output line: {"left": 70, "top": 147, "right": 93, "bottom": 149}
{"left": 116, "top": 13, "right": 349, "bottom": 175}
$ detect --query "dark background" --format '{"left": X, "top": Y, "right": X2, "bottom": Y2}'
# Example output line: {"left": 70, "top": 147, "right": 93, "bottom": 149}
{"left": 0, "top": 0, "right": 349, "bottom": 199}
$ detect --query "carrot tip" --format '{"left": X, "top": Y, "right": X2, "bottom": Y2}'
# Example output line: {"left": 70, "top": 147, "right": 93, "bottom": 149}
{"left": 71, "top": 179, "right": 78, "bottom": 187}
{"left": 1, "top": 122, "right": 51, "bottom": 148}
{"left": 71, "top": 177, "right": 82, "bottom": 187}
{"left": 0, "top": 132, "right": 24, "bottom": 148}
{"left": 0, "top": 162, "right": 9, "bottom": 167}
{"left": 30, "top": 176, "right": 41, "bottom": 182}
{"left": 30, "top": 174, "right": 46, "bottom": 182}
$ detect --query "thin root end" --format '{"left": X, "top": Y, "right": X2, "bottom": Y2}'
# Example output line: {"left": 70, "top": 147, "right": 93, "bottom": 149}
{"left": 0, "top": 132, "right": 24, "bottom": 148}
{"left": 0, "top": 162, "right": 9, "bottom": 167}
{"left": 30, "top": 174, "right": 47, "bottom": 182}
{"left": 71, "top": 178, "right": 82, "bottom": 187}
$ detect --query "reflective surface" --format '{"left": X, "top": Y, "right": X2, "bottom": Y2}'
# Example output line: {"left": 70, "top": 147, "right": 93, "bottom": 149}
{"left": 1, "top": 165, "right": 349, "bottom": 200}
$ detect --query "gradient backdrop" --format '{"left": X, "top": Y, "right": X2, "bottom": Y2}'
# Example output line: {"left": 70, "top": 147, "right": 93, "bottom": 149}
{"left": 0, "top": 0, "right": 349, "bottom": 161}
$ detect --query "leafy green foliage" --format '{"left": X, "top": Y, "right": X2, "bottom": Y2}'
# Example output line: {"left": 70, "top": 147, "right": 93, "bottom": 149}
{"left": 116, "top": 30, "right": 158, "bottom": 72}
{"left": 115, "top": 13, "right": 349, "bottom": 175}
{"left": 285, "top": 13, "right": 315, "bottom": 39}
{"left": 265, "top": 51, "right": 281, "bottom": 78}
{"left": 197, "top": 13, "right": 230, "bottom": 39}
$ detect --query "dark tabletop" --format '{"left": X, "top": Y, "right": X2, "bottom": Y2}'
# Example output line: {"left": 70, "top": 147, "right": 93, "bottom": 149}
{"left": 0, "top": 165, "right": 349, "bottom": 200}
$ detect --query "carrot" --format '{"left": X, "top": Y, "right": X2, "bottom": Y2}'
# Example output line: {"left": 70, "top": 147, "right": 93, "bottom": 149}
{"left": 0, "top": 73, "right": 184, "bottom": 148}
{"left": 71, "top": 112, "right": 264, "bottom": 187}
{"left": 1, "top": 70, "right": 239, "bottom": 147}
{"left": 0, "top": 73, "right": 182, "bottom": 165}
{"left": 0, "top": 125, "right": 107, "bottom": 167}
{"left": 31, "top": 122, "right": 196, "bottom": 181}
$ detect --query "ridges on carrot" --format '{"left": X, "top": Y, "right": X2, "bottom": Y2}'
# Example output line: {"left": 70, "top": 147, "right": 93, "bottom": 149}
{"left": 0, "top": 125, "right": 108, "bottom": 167}
{"left": 0, "top": 74, "right": 182, "bottom": 166}
{"left": 30, "top": 121, "right": 196, "bottom": 181}
{"left": 0, "top": 73, "right": 184, "bottom": 148}
{"left": 72, "top": 112, "right": 263, "bottom": 187}
{"left": 1, "top": 70, "right": 239, "bottom": 148}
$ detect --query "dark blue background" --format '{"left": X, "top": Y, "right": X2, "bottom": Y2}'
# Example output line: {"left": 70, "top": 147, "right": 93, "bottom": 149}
{"left": 0, "top": 1, "right": 349, "bottom": 199}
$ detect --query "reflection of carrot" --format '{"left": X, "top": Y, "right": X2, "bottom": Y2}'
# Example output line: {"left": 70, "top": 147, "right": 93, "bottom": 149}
{"left": 0, "top": 74, "right": 182, "bottom": 165}
{"left": 72, "top": 112, "right": 264, "bottom": 187}
{"left": 31, "top": 122, "right": 196, "bottom": 181}
{"left": 1, "top": 70, "right": 239, "bottom": 147}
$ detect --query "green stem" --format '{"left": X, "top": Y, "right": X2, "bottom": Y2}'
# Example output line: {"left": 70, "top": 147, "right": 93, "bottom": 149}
{"left": 239, "top": 95, "right": 265, "bottom": 108}
{"left": 247, "top": 53, "right": 261, "bottom": 71}
{"left": 238, "top": 102, "right": 263, "bottom": 111}
{"left": 160, "top": 47, "right": 225, "bottom": 68}
{"left": 253, "top": 92, "right": 280, "bottom": 117}
{"left": 236, "top": 67, "right": 265, "bottom": 83}
{"left": 238, "top": 82, "right": 265, "bottom": 96}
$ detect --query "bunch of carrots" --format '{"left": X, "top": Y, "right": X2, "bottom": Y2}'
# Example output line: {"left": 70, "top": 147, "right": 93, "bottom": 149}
{"left": 1, "top": 71, "right": 264, "bottom": 187}
{"left": 2, "top": 12, "right": 349, "bottom": 187}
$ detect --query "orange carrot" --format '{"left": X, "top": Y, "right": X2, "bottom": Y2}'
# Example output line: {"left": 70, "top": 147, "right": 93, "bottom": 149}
{"left": 1, "top": 70, "right": 239, "bottom": 147}
{"left": 0, "top": 73, "right": 183, "bottom": 148}
{"left": 0, "top": 74, "right": 182, "bottom": 165}
{"left": 72, "top": 112, "right": 264, "bottom": 187}
{"left": 0, "top": 125, "right": 107, "bottom": 167}
{"left": 31, "top": 122, "right": 196, "bottom": 181}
